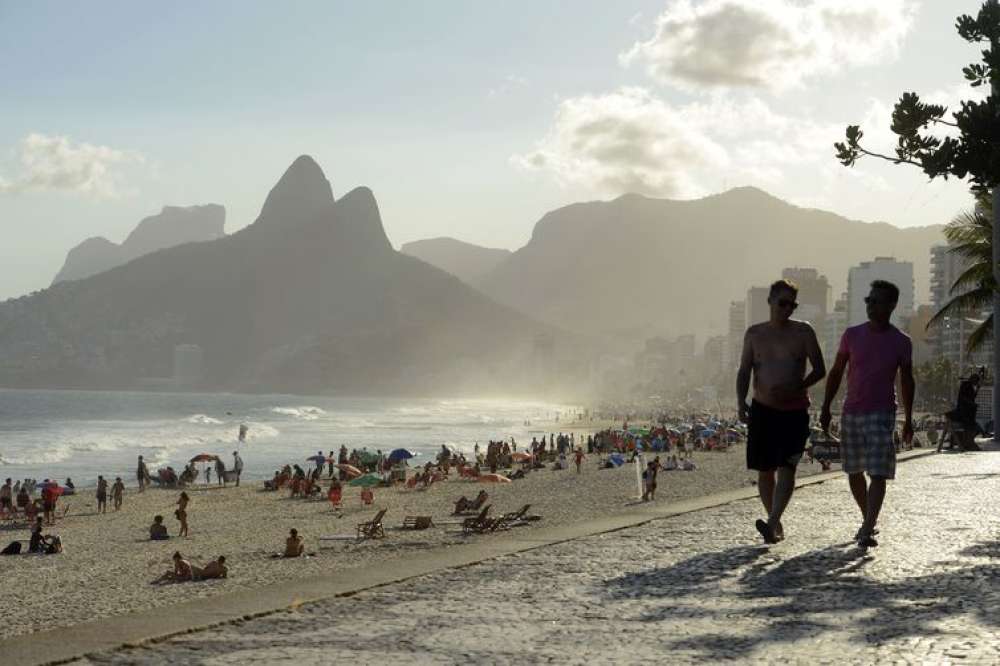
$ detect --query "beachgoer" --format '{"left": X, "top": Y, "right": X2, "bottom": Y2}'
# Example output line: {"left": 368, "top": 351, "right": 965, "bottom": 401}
{"left": 821, "top": 280, "right": 914, "bottom": 549}
{"left": 16, "top": 485, "right": 29, "bottom": 512}
{"left": 150, "top": 515, "right": 169, "bottom": 540}
{"left": 176, "top": 492, "right": 190, "bottom": 537}
{"left": 205, "top": 466, "right": 212, "bottom": 485}
{"left": 238, "top": 423, "right": 249, "bottom": 442}
{"left": 233, "top": 451, "right": 243, "bottom": 486}
{"left": 1, "top": 478, "right": 13, "bottom": 517}
{"left": 215, "top": 457, "right": 226, "bottom": 486}
{"left": 642, "top": 461, "right": 658, "bottom": 501}
{"left": 41, "top": 480, "right": 58, "bottom": 526}
{"left": 737, "top": 278, "right": 826, "bottom": 545}
{"left": 360, "top": 487, "right": 374, "bottom": 505}
{"left": 574, "top": 448, "right": 585, "bottom": 473}
{"left": 196, "top": 556, "right": 228, "bottom": 580}
{"left": 152, "top": 551, "right": 194, "bottom": 584}
{"left": 284, "top": 528, "right": 304, "bottom": 557}
{"left": 137, "top": 455, "right": 149, "bottom": 492}
{"left": 64, "top": 478, "right": 75, "bottom": 495}
{"left": 327, "top": 451, "right": 335, "bottom": 478}
{"left": 111, "top": 477, "right": 125, "bottom": 511}
{"left": 96, "top": 475, "right": 108, "bottom": 514}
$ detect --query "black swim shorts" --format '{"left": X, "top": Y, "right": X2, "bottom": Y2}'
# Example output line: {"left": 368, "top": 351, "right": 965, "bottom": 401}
{"left": 746, "top": 400, "right": 810, "bottom": 471}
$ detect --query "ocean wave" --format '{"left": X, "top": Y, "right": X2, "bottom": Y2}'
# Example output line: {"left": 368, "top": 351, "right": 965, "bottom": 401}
{"left": 271, "top": 406, "right": 326, "bottom": 420}
{"left": 186, "top": 414, "right": 225, "bottom": 425}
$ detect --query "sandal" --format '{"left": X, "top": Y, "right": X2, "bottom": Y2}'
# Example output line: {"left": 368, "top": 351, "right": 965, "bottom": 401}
{"left": 755, "top": 519, "right": 778, "bottom": 545}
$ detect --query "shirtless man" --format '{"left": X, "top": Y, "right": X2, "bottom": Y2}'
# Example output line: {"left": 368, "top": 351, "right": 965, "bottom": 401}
{"left": 196, "top": 556, "right": 228, "bottom": 580}
{"left": 284, "top": 528, "right": 305, "bottom": 557}
{"left": 0, "top": 479, "right": 13, "bottom": 517}
{"left": 96, "top": 475, "right": 108, "bottom": 514}
{"left": 151, "top": 551, "right": 194, "bottom": 584}
{"left": 111, "top": 477, "right": 125, "bottom": 511}
{"left": 737, "top": 279, "right": 826, "bottom": 544}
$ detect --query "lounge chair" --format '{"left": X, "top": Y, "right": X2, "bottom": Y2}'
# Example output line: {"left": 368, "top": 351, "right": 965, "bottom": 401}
{"left": 402, "top": 515, "right": 435, "bottom": 530}
{"left": 356, "top": 508, "right": 387, "bottom": 540}
{"left": 453, "top": 491, "right": 488, "bottom": 515}
{"left": 491, "top": 504, "right": 531, "bottom": 531}
{"left": 461, "top": 505, "right": 493, "bottom": 535}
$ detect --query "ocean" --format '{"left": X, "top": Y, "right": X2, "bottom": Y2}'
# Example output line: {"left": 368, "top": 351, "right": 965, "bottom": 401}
{"left": 0, "top": 389, "right": 576, "bottom": 488}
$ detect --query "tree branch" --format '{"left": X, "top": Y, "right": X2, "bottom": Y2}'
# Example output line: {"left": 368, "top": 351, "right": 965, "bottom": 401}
{"left": 855, "top": 145, "right": 925, "bottom": 168}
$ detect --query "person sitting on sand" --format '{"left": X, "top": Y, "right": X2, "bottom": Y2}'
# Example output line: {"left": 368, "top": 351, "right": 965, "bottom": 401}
{"left": 63, "top": 478, "right": 75, "bottom": 495}
{"left": 682, "top": 458, "right": 697, "bottom": 471}
{"left": 152, "top": 551, "right": 194, "bottom": 584}
{"left": 664, "top": 455, "right": 679, "bottom": 471}
{"left": 150, "top": 515, "right": 169, "bottom": 540}
{"left": 284, "top": 528, "right": 304, "bottom": 557}
{"left": 28, "top": 517, "right": 62, "bottom": 554}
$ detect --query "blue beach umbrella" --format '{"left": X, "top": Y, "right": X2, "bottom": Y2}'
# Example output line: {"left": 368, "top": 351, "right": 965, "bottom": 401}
{"left": 388, "top": 448, "right": 416, "bottom": 462}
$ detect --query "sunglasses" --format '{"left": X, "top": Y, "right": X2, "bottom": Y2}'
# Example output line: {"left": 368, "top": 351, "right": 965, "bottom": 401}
{"left": 864, "top": 296, "right": 892, "bottom": 305}
{"left": 775, "top": 299, "right": 798, "bottom": 310}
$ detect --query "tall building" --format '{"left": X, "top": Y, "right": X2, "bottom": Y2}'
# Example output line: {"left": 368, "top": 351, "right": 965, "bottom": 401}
{"left": 847, "top": 257, "right": 914, "bottom": 327}
{"left": 746, "top": 286, "right": 769, "bottom": 327}
{"left": 726, "top": 300, "right": 745, "bottom": 370}
{"left": 781, "top": 267, "right": 830, "bottom": 328}
{"left": 928, "top": 242, "right": 992, "bottom": 373}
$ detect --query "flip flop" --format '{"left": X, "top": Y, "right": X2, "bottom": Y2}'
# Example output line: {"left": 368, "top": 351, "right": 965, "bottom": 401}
{"left": 755, "top": 519, "right": 778, "bottom": 544}
{"left": 857, "top": 534, "right": 879, "bottom": 549}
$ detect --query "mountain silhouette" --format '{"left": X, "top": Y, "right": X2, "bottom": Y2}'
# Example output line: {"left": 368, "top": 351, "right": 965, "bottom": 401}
{"left": 401, "top": 237, "right": 511, "bottom": 285}
{"left": 475, "top": 187, "right": 944, "bottom": 338}
{"left": 52, "top": 204, "right": 225, "bottom": 284}
{"left": 1, "top": 156, "right": 544, "bottom": 393}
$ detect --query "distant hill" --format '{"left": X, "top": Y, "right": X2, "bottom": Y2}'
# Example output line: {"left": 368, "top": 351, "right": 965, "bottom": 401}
{"left": 1, "top": 157, "right": 547, "bottom": 393}
{"left": 52, "top": 204, "right": 225, "bottom": 284}
{"left": 400, "top": 237, "right": 512, "bottom": 284}
{"left": 476, "top": 188, "right": 944, "bottom": 338}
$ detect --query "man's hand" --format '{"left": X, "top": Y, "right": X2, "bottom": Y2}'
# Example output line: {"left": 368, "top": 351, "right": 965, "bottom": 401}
{"left": 738, "top": 403, "right": 750, "bottom": 424}
{"left": 902, "top": 419, "right": 914, "bottom": 445}
{"left": 819, "top": 406, "right": 832, "bottom": 434}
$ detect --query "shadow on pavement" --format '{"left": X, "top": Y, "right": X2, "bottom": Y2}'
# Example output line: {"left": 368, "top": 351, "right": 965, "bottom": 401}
{"left": 598, "top": 540, "right": 1000, "bottom": 660}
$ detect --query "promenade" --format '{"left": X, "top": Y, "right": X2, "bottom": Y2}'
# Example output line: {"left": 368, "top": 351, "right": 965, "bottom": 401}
{"left": 65, "top": 449, "right": 1000, "bottom": 664}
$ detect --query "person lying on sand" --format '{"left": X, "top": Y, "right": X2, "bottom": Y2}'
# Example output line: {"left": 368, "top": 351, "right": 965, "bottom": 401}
{"left": 284, "top": 528, "right": 304, "bottom": 557}
{"left": 151, "top": 551, "right": 193, "bottom": 584}
{"left": 195, "top": 556, "right": 228, "bottom": 580}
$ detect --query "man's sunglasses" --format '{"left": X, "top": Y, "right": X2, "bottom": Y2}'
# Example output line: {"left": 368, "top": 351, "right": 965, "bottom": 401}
{"left": 864, "top": 296, "right": 892, "bottom": 305}
{"left": 775, "top": 299, "right": 797, "bottom": 310}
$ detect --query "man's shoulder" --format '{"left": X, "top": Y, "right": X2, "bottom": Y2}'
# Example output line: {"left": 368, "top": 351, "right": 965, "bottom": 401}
{"left": 788, "top": 319, "right": 816, "bottom": 334}
{"left": 745, "top": 322, "right": 768, "bottom": 336}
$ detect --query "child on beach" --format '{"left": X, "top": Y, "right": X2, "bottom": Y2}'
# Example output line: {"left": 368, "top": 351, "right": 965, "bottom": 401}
{"left": 284, "top": 528, "right": 304, "bottom": 557}
{"left": 176, "top": 492, "right": 190, "bottom": 537}
{"left": 111, "top": 477, "right": 124, "bottom": 511}
{"left": 574, "top": 448, "right": 585, "bottom": 473}
{"left": 360, "top": 487, "right": 374, "bottom": 505}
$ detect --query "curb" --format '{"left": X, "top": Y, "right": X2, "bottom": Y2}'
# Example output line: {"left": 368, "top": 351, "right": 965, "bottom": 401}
{"left": 0, "top": 448, "right": 936, "bottom": 665}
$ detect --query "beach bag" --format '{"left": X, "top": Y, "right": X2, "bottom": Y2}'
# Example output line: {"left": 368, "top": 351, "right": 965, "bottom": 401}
{"left": 1, "top": 541, "right": 21, "bottom": 555}
{"left": 45, "top": 536, "right": 62, "bottom": 554}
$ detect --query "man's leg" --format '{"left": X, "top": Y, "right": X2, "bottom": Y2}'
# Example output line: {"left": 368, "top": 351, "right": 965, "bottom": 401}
{"left": 848, "top": 472, "right": 867, "bottom": 517}
{"left": 757, "top": 470, "right": 775, "bottom": 515}
{"left": 860, "top": 475, "right": 886, "bottom": 537}
{"left": 767, "top": 466, "right": 796, "bottom": 531}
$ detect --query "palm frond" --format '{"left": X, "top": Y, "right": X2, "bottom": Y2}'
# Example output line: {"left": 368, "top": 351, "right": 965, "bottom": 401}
{"left": 967, "top": 313, "right": 993, "bottom": 353}
{"left": 927, "top": 288, "right": 994, "bottom": 330}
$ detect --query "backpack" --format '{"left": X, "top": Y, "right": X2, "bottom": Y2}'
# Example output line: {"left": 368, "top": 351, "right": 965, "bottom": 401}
{"left": 1, "top": 541, "right": 22, "bottom": 555}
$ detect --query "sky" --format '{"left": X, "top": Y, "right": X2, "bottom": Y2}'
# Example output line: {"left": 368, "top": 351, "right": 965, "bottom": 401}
{"left": 0, "top": 0, "right": 989, "bottom": 299}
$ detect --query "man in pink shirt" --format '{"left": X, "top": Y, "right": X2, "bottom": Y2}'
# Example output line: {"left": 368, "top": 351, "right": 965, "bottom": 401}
{"left": 821, "top": 280, "right": 915, "bottom": 549}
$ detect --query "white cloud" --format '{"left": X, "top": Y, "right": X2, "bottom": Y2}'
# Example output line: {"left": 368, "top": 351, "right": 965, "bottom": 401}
{"left": 0, "top": 133, "right": 142, "bottom": 199}
{"left": 514, "top": 87, "right": 862, "bottom": 199}
{"left": 513, "top": 87, "right": 729, "bottom": 198}
{"left": 488, "top": 74, "right": 529, "bottom": 98}
{"left": 621, "top": 0, "right": 916, "bottom": 91}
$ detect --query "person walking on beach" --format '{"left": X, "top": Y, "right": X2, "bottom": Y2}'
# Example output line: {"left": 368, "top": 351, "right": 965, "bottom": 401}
{"left": 0, "top": 479, "right": 11, "bottom": 518}
{"left": 111, "top": 476, "right": 125, "bottom": 511}
{"left": 737, "top": 279, "right": 826, "bottom": 544}
{"left": 96, "top": 475, "right": 108, "bottom": 514}
{"left": 821, "top": 280, "right": 914, "bottom": 549}
{"left": 574, "top": 447, "right": 585, "bottom": 473}
{"left": 137, "top": 455, "right": 149, "bottom": 493}
{"left": 233, "top": 451, "right": 244, "bottom": 486}
{"left": 176, "top": 491, "right": 190, "bottom": 537}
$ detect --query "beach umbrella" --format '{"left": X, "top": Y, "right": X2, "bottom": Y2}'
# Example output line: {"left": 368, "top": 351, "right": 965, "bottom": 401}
{"left": 306, "top": 454, "right": 326, "bottom": 464}
{"left": 388, "top": 448, "right": 415, "bottom": 462}
{"left": 189, "top": 453, "right": 219, "bottom": 463}
{"left": 511, "top": 452, "right": 532, "bottom": 462}
{"left": 348, "top": 473, "right": 382, "bottom": 487}
{"left": 478, "top": 473, "right": 511, "bottom": 484}
{"left": 336, "top": 464, "right": 363, "bottom": 479}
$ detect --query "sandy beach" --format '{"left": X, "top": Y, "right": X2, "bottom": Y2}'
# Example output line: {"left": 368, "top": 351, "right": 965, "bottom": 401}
{"left": 0, "top": 443, "right": 835, "bottom": 641}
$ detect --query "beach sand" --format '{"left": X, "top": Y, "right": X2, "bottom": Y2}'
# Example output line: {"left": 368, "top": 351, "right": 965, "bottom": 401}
{"left": 0, "top": 445, "right": 833, "bottom": 640}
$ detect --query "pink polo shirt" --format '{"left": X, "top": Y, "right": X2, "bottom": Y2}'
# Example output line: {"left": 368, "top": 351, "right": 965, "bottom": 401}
{"left": 838, "top": 323, "right": 912, "bottom": 414}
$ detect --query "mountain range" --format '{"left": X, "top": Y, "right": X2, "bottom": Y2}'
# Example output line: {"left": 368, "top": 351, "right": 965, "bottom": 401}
{"left": 0, "top": 157, "right": 547, "bottom": 393}
{"left": 52, "top": 204, "right": 225, "bottom": 284}
{"left": 415, "top": 188, "right": 945, "bottom": 339}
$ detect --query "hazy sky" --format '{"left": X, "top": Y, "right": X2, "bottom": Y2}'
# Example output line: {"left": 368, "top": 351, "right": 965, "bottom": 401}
{"left": 0, "top": 1, "right": 988, "bottom": 299}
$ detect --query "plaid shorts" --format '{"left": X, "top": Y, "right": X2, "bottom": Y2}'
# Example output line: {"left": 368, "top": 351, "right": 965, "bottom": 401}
{"left": 841, "top": 411, "right": 896, "bottom": 479}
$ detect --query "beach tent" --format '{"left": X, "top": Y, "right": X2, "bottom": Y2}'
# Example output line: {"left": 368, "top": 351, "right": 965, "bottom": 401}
{"left": 348, "top": 473, "right": 382, "bottom": 487}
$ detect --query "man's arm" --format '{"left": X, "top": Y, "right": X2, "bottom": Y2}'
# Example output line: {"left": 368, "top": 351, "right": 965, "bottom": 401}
{"left": 801, "top": 326, "right": 827, "bottom": 390}
{"left": 820, "top": 352, "right": 849, "bottom": 433}
{"left": 900, "top": 361, "right": 915, "bottom": 443}
{"left": 735, "top": 330, "right": 753, "bottom": 422}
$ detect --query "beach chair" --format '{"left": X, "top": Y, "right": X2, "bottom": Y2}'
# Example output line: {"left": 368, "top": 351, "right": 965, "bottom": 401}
{"left": 491, "top": 504, "right": 532, "bottom": 531}
{"left": 402, "top": 515, "right": 435, "bottom": 530}
{"left": 461, "top": 505, "right": 493, "bottom": 535}
{"left": 356, "top": 508, "right": 387, "bottom": 540}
